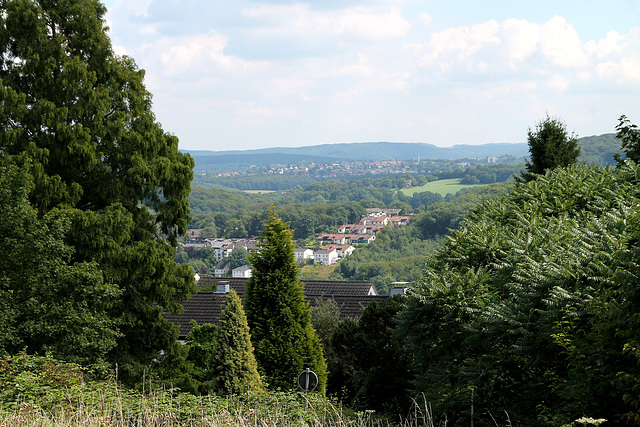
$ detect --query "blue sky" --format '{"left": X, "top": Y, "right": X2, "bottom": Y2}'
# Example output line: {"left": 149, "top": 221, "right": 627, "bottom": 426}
{"left": 102, "top": 0, "right": 640, "bottom": 151}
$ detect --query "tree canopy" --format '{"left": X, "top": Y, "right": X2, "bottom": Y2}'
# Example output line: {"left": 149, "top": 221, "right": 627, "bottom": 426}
{"left": 400, "top": 162, "right": 640, "bottom": 424}
{"left": 0, "top": 0, "right": 195, "bottom": 385}
{"left": 520, "top": 115, "right": 580, "bottom": 181}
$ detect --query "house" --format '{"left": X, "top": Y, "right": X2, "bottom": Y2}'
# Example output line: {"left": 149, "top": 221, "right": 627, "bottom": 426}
{"left": 166, "top": 278, "right": 385, "bottom": 339}
{"left": 360, "top": 215, "right": 389, "bottom": 226}
{"left": 294, "top": 248, "right": 314, "bottom": 263}
{"left": 389, "top": 216, "right": 410, "bottom": 226}
{"left": 186, "top": 229, "right": 204, "bottom": 240}
{"left": 232, "top": 265, "right": 252, "bottom": 278}
{"left": 317, "top": 234, "right": 348, "bottom": 245}
{"left": 314, "top": 248, "right": 338, "bottom": 265}
{"left": 366, "top": 208, "right": 401, "bottom": 216}
{"left": 206, "top": 238, "right": 259, "bottom": 261}
{"left": 214, "top": 261, "right": 230, "bottom": 277}
{"left": 348, "top": 234, "right": 376, "bottom": 245}
{"left": 322, "top": 244, "right": 355, "bottom": 258}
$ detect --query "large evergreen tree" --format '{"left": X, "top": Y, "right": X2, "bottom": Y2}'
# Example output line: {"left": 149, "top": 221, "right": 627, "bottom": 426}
{"left": 244, "top": 206, "right": 327, "bottom": 392}
{"left": 213, "top": 290, "right": 262, "bottom": 394}
{"left": 0, "top": 162, "right": 119, "bottom": 363}
{"left": 0, "top": 0, "right": 195, "bottom": 384}
{"left": 520, "top": 115, "right": 580, "bottom": 181}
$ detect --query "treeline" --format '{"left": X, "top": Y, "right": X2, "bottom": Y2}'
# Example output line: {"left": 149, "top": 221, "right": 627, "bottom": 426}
{"left": 193, "top": 162, "right": 524, "bottom": 192}
{"left": 188, "top": 165, "right": 522, "bottom": 241}
{"left": 193, "top": 172, "right": 318, "bottom": 191}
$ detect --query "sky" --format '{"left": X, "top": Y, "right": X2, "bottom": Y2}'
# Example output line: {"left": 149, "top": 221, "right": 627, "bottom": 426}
{"left": 102, "top": 0, "right": 640, "bottom": 151}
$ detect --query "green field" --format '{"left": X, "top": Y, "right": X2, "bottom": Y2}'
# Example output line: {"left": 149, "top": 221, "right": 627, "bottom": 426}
{"left": 399, "top": 178, "right": 485, "bottom": 196}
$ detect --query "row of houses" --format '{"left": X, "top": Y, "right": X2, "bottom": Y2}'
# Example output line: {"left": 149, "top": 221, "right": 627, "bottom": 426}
{"left": 295, "top": 244, "right": 355, "bottom": 266}
{"left": 182, "top": 238, "right": 258, "bottom": 260}
{"left": 213, "top": 243, "right": 356, "bottom": 278}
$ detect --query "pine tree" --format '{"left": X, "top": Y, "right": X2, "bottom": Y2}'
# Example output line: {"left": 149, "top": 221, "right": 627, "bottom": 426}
{"left": 213, "top": 290, "right": 262, "bottom": 394}
{"left": 519, "top": 115, "right": 580, "bottom": 181}
{"left": 244, "top": 206, "right": 327, "bottom": 392}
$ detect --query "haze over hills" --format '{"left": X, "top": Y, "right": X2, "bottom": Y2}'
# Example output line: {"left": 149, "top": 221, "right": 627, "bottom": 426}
{"left": 186, "top": 141, "right": 530, "bottom": 172}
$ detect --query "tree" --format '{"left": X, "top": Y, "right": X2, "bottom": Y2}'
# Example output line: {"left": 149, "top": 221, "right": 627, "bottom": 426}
{"left": 0, "top": 163, "right": 119, "bottom": 364}
{"left": 400, "top": 164, "right": 640, "bottom": 424}
{"left": 213, "top": 290, "right": 262, "bottom": 394}
{"left": 0, "top": 0, "right": 195, "bottom": 385}
{"left": 615, "top": 114, "right": 640, "bottom": 164}
{"left": 228, "top": 247, "right": 249, "bottom": 270}
{"left": 244, "top": 206, "right": 327, "bottom": 392}
{"left": 327, "top": 296, "right": 413, "bottom": 414}
{"left": 185, "top": 321, "right": 220, "bottom": 395}
{"left": 520, "top": 115, "right": 580, "bottom": 181}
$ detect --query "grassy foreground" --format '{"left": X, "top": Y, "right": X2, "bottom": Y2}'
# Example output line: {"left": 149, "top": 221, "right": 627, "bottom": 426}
{"left": 0, "top": 354, "right": 434, "bottom": 426}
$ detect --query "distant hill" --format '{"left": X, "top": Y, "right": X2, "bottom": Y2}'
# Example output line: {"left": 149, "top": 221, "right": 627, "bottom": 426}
{"left": 186, "top": 142, "right": 529, "bottom": 172}
{"left": 185, "top": 134, "right": 621, "bottom": 172}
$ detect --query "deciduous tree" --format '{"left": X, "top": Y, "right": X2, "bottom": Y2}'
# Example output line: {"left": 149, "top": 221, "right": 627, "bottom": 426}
{"left": 615, "top": 114, "right": 640, "bottom": 164}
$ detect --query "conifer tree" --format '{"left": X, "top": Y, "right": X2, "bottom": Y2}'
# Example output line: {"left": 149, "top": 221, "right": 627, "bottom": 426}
{"left": 519, "top": 115, "right": 580, "bottom": 181}
{"left": 244, "top": 206, "right": 327, "bottom": 392}
{"left": 213, "top": 290, "right": 262, "bottom": 394}
{"left": 0, "top": 0, "right": 195, "bottom": 385}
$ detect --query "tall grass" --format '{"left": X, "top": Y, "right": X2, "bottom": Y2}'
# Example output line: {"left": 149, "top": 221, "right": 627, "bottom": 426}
{"left": 0, "top": 354, "right": 434, "bottom": 426}
{"left": 0, "top": 390, "right": 436, "bottom": 426}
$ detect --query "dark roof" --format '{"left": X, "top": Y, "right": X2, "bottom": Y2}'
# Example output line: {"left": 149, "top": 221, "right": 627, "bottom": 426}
{"left": 167, "top": 292, "right": 228, "bottom": 338}
{"left": 302, "top": 280, "right": 376, "bottom": 296}
{"left": 196, "top": 277, "right": 376, "bottom": 296}
{"left": 168, "top": 277, "right": 385, "bottom": 339}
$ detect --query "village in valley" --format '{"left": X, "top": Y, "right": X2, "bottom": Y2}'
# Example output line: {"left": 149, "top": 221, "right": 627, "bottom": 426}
{"left": 182, "top": 207, "right": 411, "bottom": 277}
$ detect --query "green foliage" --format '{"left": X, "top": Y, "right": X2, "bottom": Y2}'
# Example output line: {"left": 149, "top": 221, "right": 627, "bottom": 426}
{"left": 615, "top": 114, "right": 640, "bottom": 164}
{"left": 521, "top": 115, "right": 581, "bottom": 181}
{"left": 310, "top": 298, "right": 341, "bottom": 351}
{"left": 213, "top": 290, "right": 262, "bottom": 394}
{"left": 0, "top": 353, "right": 345, "bottom": 426}
{"left": 400, "top": 163, "right": 640, "bottom": 424}
{"left": 184, "top": 321, "right": 219, "bottom": 395}
{"left": 578, "top": 133, "right": 620, "bottom": 166}
{"left": 244, "top": 206, "right": 328, "bottom": 393}
{"left": 0, "top": 163, "right": 119, "bottom": 364}
{"left": 228, "top": 247, "right": 250, "bottom": 270}
{"left": 327, "top": 296, "right": 413, "bottom": 415}
{"left": 0, "top": 0, "right": 196, "bottom": 384}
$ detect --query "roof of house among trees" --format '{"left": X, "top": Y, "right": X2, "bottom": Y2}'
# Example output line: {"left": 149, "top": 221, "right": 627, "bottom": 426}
{"left": 167, "top": 277, "right": 386, "bottom": 339}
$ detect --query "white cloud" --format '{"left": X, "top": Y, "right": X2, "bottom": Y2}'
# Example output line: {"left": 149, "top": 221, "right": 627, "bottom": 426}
{"left": 242, "top": 4, "right": 411, "bottom": 41}
{"left": 156, "top": 32, "right": 266, "bottom": 76}
{"left": 538, "top": 16, "right": 589, "bottom": 68}
{"left": 419, "top": 12, "right": 432, "bottom": 28}
{"left": 101, "top": 0, "right": 640, "bottom": 150}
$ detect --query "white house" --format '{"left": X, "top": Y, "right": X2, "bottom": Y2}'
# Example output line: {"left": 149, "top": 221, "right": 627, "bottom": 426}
{"left": 232, "top": 265, "right": 253, "bottom": 278}
{"left": 294, "top": 248, "right": 314, "bottom": 263}
{"left": 322, "top": 244, "right": 355, "bottom": 258}
{"left": 314, "top": 248, "right": 338, "bottom": 266}
{"left": 214, "top": 261, "right": 230, "bottom": 277}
